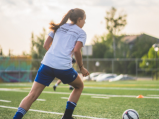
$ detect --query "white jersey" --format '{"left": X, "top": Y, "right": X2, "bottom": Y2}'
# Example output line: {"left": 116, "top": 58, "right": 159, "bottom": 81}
{"left": 41, "top": 23, "right": 86, "bottom": 69}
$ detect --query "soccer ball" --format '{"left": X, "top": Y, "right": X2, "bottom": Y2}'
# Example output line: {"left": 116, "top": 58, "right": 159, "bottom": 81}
{"left": 122, "top": 109, "right": 139, "bottom": 119}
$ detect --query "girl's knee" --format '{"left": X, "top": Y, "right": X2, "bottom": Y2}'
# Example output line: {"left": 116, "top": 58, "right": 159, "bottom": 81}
{"left": 81, "top": 82, "right": 84, "bottom": 90}
{"left": 74, "top": 82, "right": 84, "bottom": 90}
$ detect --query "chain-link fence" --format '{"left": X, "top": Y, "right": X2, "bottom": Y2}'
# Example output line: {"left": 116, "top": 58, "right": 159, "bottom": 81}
{"left": 82, "top": 58, "right": 158, "bottom": 80}
{"left": 0, "top": 58, "right": 158, "bottom": 82}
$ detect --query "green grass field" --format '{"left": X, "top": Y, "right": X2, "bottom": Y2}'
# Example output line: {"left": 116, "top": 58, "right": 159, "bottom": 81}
{"left": 0, "top": 80, "right": 159, "bottom": 119}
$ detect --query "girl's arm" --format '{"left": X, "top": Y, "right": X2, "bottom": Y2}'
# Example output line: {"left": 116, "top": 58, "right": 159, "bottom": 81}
{"left": 43, "top": 36, "right": 53, "bottom": 51}
{"left": 74, "top": 41, "right": 89, "bottom": 76}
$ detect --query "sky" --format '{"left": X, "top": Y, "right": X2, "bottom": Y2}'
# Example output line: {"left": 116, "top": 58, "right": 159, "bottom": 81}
{"left": 0, "top": 0, "right": 159, "bottom": 55}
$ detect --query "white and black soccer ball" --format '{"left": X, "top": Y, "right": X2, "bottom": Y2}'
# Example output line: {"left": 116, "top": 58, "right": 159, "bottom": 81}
{"left": 122, "top": 109, "right": 139, "bottom": 119}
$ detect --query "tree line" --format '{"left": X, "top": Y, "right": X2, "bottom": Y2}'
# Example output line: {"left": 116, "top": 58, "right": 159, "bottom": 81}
{"left": 1, "top": 7, "right": 158, "bottom": 78}
{"left": 29, "top": 7, "right": 159, "bottom": 78}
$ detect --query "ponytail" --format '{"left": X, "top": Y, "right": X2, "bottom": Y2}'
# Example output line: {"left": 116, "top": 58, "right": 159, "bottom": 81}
{"left": 49, "top": 10, "right": 73, "bottom": 33}
{"left": 49, "top": 8, "right": 85, "bottom": 33}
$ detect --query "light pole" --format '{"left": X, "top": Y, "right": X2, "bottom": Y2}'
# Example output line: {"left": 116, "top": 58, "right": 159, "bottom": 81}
{"left": 153, "top": 44, "right": 159, "bottom": 80}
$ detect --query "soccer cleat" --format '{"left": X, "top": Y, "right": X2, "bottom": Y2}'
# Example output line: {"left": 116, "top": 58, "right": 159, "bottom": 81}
{"left": 69, "top": 87, "right": 74, "bottom": 90}
{"left": 53, "top": 86, "right": 56, "bottom": 91}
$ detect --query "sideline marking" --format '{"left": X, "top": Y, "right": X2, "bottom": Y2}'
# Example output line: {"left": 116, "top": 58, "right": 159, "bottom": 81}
{"left": 0, "top": 84, "right": 32, "bottom": 86}
{"left": 84, "top": 87, "right": 159, "bottom": 91}
{"left": 0, "top": 100, "right": 11, "bottom": 102}
{"left": 37, "top": 99, "right": 46, "bottom": 101}
{"left": 1, "top": 83, "right": 159, "bottom": 91}
{"left": 0, "top": 88, "right": 159, "bottom": 99}
{"left": 147, "top": 95, "right": 159, "bottom": 97}
{"left": 61, "top": 97, "right": 68, "bottom": 99}
{"left": 92, "top": 96, "right": 109, "bottom": 99}
{"left": 143, "top": 97, "right": 159, "bottom": 99}
{"left": 0, "top": 105, "right": 108, "bottom": 119}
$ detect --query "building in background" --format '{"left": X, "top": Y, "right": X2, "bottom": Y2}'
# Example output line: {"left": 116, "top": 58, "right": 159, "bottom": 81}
{"left": 122, "top": 33, "right": 159, "bottom": 49}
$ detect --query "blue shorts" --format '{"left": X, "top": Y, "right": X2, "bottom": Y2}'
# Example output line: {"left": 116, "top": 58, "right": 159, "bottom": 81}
{"left": 35, "top": 64, "right": 78, "bottom": 86}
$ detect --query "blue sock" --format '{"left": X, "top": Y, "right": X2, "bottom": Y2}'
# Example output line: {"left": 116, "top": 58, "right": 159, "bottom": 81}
{"left": 63, "top": 101, "right": 77, "bottom": 118}
{"left": 13, "top": 107, "right": 27, "bottom": 119}
{"left": 66, "top": 101, "right": 76, "bottom": 110}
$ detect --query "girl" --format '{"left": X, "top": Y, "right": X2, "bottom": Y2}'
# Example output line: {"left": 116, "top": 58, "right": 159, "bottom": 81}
{"left": 13, "top": 8, "right": 89, "bottom": 119}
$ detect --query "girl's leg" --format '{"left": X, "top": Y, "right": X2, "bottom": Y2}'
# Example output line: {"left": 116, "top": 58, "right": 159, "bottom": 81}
{"left": 62, "top": 75, "right": 83, "bottom": 119}
{"left": 53, "top": 80, "right": 62, "bottom": 91}
{"left": 13, "top": 81, "right": 46, "bottom": 119}
{"left": 19, "top": 81, "right": 46, "bottom": 110}
{"left": 57, "top": 80, "right": 62, "bottom": 85}
{"left": 68, "top": 75, "right": 84, "bottom": 103}
{"left": 69, "top": 85, "right": 74, "bottom": 90}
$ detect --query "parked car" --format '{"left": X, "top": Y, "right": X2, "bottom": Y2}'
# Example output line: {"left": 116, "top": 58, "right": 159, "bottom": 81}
{"left": 83, "top": 72, "right": 103, "bottom": 81}
{"left": 91, "top": 73, "right": 106, "bottom": 81}
{"left": 96, "top": 74, "right": 117, "bottom": 82}
{"left": 109, "top": 74, "right": 136, "bottom": 82}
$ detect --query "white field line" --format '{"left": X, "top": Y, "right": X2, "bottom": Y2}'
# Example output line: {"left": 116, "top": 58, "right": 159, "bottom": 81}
{"left": 147, "top": 95, "right": 159, "bottom": 97}
{"left": 84, "top": 87, "right": 159, "bottom": 91}
{"left": 0, "top": 84, "right": 32, "bottom": 86}
{"left": 36, "top": 99, "right": 46, "bottom": 101}
{"left": 0, "top": 100, "right": 11, "bottom": 102}
{"left": 0, "top": 88, "right": 159, "bottom": 99}
{"left": 0, "top": 105, "right": 108, "bottom": 119}
{"left": 61, "top": 97, "right": 69, "bottom": 99}
{"left": 91, "top": 95, "right": 159, "bottom": 99}
{"left": 1, "top": 83, "right": 159, "bottom": 91}
{"left": 43, "top": 91, "right": 159, "bottom": 99}
{"left": 0, "top": 88, "right": 28, "bottom": 92}
{"left": 143, "top": 97, "right": 159, "bottom": 99}
{"left": 92, "top": 96, "right": 109, "bottom": 99}
{"left": 1, "top": 83, "right": 158, "bottom": 87}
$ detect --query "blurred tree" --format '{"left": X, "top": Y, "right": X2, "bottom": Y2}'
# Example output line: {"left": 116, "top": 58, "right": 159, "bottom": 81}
{"left": 22, "top": 51, "right": 30, "bottom": 56}
{"left": 130, "top": 34, "right": 157, "bottom": 58}
{"left": 140, "top": 47, "right": 156, "bottom": 68}
{"left": 139, "top": 47, "right": 159, "bottom": 79}
{"left": 30, "top": 28, "right": 47, "bottom": 80}
{"left": 90, "top": 7, "right": 158, "bottom": 75}
{"left": 126, "top": 34, "right": 158, "bottom": 75}
{"left": 90, "top": 34, "right": 114, "bottom": 73}
{"left": 91, "top": 35, "right": 109, "bottom": 58}
{"left": 31, "top": 28, "right": 47, "bottom": 60}
{"left": 0, "top": 46, "right": 3, "bottom": 56}
{"left": 105, "top": 7, "right": 127, "bottom": 58}
{"left": 91, "top": 33, "right": 113, "bottom": 58}
{"left": 113, "top": 34, "right": 158, "bottom": 75}
{"left": 8, "top": 49, "right": 13, "bottom": 56}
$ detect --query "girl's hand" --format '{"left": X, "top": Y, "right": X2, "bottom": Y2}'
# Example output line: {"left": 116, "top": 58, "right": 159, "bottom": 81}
{"left": 80, "top": 67, "right": 89, "bottom": 77}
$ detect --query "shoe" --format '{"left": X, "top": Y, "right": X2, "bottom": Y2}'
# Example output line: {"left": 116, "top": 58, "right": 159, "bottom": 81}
{"left": 69, "top": 87, "right": 74, "bottom": 90}
{"left": 61, "top": 116, "right": 74, "bottom": 119}
{"left": 53, "top": 86, "right": 56, "bottom": 91}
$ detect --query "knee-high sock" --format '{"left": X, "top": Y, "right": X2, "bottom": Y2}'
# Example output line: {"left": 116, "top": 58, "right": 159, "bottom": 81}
{"left": 63, "top": 101, "right": 77, "bottom": 118}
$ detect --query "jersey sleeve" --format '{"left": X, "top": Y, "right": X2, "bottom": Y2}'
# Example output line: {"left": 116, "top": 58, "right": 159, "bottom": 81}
{"left": 48, "top": 31, "right": 54, "bottom": 38}
{"left": 77, "top": 32, "right": 87, "bottom": 47}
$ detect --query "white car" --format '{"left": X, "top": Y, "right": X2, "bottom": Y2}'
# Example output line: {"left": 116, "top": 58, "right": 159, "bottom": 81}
{"left": 96, "top": 74, "right": 117, "bottom": 82}
{"left": 109, "top": 74, "right": 136, "bottom": 82}
{"left": 83, "top": 72, "right": 103, "bottom": 81}
{"left": 91, "top": 73, "right": 106, "bottom": 81}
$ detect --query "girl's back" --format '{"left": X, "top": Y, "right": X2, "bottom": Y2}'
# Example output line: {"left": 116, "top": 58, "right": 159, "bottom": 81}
{"left": 42, "top": 23, "right": 86, "bottom": 69}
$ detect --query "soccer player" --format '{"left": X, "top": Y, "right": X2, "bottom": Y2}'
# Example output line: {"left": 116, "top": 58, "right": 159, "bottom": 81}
{"left": 13, "top": 8, "right": 89, "bottom": 119}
